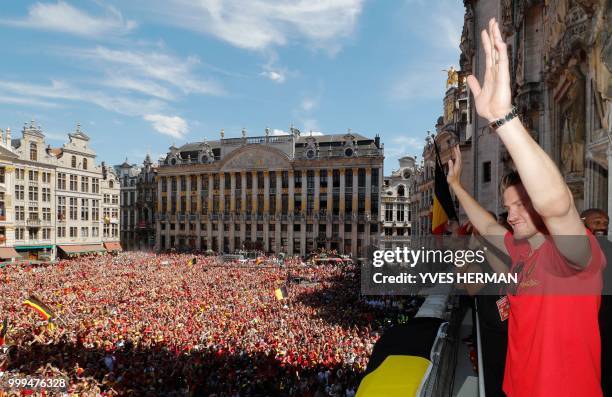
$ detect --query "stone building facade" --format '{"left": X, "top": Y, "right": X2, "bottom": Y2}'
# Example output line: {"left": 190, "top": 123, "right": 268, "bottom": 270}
{"left": 380, "top": 156, "right": 416, "bottom": 250}
{"left": 156, "top": 129, "right": 384, "bottom": 258}
{"left": 115, "top": 154, "right": 158, "bottom": 250}
{"left": 459, "top": 0, "right": 611, "bottom": 222}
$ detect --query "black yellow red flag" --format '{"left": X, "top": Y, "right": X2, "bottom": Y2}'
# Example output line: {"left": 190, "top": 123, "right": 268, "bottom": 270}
{"left": 431, "top": 140, "right": 458, "bottom": 234}
{"left": 23, "top": 295, "right": 55, "bottom": 321}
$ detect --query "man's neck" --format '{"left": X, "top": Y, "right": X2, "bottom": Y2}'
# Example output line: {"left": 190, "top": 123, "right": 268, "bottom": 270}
{"left": 527, "top": 232, "right": 546, "bottom": 251}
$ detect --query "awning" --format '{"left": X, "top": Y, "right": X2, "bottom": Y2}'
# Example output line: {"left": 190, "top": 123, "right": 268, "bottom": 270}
{"left": 58, "top": 244, "right": 105, "bottom": 254}
{"left": 14, "top": 245, "right": 53, "bottom": 250}
{"left": 0, "top": 247, "right": 20, "bottom": 259}
{"left": 103, "top": 241, "right": 123, "bottom": 252}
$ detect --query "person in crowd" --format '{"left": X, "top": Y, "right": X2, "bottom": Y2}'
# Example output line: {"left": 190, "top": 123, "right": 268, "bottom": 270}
{"left": 447, "top": 18, "right": 605, "bottom": 397}
{"left": 582, "top": 208, "right": 612, "bottom": 396}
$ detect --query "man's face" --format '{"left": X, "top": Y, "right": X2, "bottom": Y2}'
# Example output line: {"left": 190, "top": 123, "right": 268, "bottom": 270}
{"left": 503, "top": 184, "right": 542, "bottom": 240}
{"left": 584, "top": 213, "right": 609, "bottom": 236}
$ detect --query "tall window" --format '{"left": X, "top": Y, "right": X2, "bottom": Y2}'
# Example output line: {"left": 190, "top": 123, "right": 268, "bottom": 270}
{"left": 0, "top": 167, "right": 4, "bottom": 184}
{"left": 397, "top": 204, "right": 405, "bottom": 222}
{"left": 15, "top": 185, "right": 24, "bottom": 200}
{"left": 69, "top": 175, "right": 78, "bottom": 191}
{"left": 92, "top": 178, "right": 99, "bottom": 193}
{"left": 57, "top": 197, "right": 66, "bottom": 220}
{"left": 69, "top": 197, "right": 77, "bottom": 220}
{"left": 81, "top": 199, "right": 89, "bottom": 220}
{"left": 385, "top": 203, "right": 393, "bottom": 221}
{"left": 397, "top": 185, "right": 405, "bottom": 197}
{"left": 92, "top": 200, "right": 99, "bottom": 221}
{"left": 83, "top": 158, "right": 88, "bottom": 170}
{"left": 15, "top": 206, "right": 25, "bottom": 221}
{"left": 57, "top": 173, "right": 66, "bottom": 190}
{"left": 71, "top": 156, "right": 77, "bottom": 168}
{"left": 109, "top": 180, "right": 114, "bottom": 189}
{"left": 29, "top": 142, "right": 37, "bottom": 161}
{"left": 81, "top": 176, "right": 89, "bottom": 193}
{"left": 28, "top": 186, "right": 38, "bottom": 201}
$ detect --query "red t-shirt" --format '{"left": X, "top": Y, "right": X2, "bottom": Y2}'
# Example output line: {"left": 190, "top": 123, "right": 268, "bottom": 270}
{"left": 503, "top": 230, "right": 605, "bottom": 397}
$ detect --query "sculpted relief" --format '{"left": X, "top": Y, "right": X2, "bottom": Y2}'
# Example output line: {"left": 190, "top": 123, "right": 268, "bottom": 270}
{"left": 221, "top": 147, "right": 290, "bottom": 171}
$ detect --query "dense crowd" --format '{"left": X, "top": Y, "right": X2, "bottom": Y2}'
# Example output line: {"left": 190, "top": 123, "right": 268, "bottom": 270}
{"left": 0, "top": 252, "right": 409, "bottom": 396}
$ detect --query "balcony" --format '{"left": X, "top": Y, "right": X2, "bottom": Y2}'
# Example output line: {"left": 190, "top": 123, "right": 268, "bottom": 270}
{"left": 27, "top": 218, "right": 40, "bottom": 226}
{"left": 381, "top": 235, "right": 411, "bottom": 242}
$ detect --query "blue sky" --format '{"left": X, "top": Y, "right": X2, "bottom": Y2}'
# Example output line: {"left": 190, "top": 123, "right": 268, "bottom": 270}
{"left": 0, "top": 0, "right": 464, "bottom": 172}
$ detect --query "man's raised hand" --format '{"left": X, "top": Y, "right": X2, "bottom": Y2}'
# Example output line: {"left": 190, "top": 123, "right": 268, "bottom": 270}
{"left": 447, "top": 145, "right": 462, "bottom": 188}
{"left": 466, "top": 18, "right": 513, "bottom": 123}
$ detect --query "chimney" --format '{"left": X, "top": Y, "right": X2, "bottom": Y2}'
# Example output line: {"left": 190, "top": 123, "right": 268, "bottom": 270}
{"left": 6, "top": 127, "right": 11, "bottom": 147}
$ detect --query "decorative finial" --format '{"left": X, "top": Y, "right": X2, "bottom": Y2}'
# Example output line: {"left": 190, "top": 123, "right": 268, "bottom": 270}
{"left": 309, "top": 130, "right": 313, "bottom": 137}
{"left": 220, "top": 129, "right": 225, "bottom": 139}
{"left": 265, "top": 127, "right": 270, "bottom": 136}
{"left": 242, "top": 127, "right": 246, "bottom": 138}
{"left": 347, "top": 128, "right": 352, "bottom": 134}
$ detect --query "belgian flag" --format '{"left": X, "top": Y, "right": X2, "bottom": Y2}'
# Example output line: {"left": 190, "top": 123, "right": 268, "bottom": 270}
{"left": 23, "top": 295, "right": 55, "bottom": 321}
{"left": 187, "top": 257, "right": 197, "bottom": 266}
{"left": 431, "top": 140, "right": 458, "bottom": 234}
{"left": 274, "top": 286, "right": 288, "bottom": 300}
{"left": 0, "top": 317, "right": 7, "bottom": 345}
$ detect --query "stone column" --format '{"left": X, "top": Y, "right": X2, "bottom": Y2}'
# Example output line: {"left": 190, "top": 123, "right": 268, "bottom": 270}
{"left": 263, "top": 171, "right": 270, "bottom": 251}
{"left": 326, "top": 168, "right": 333, "bottom": 244}
{"left": 176, "top": 176, "right": 181, "bottom": 214}
{"left": 156, "top": 177, "right": 162, "bottom": 250}
{"left": 229, "top": 172, "right": 236, "bottom": 252}
{"left": 251, "top": 171, "right": 257, "bottom": 243}
{"left": 186, "top": 175, "right": 191, "bottom": 214}
{"left": 352, "top": 168, "right": 358, "bottom": 258}
{"left": 288, "top": 170, "right": 294, "bottom": 255}
{"left": 339, "top": 169, "right": 345, "bottom": 253}
{"left": 207, "top": 174, "right": 213, "bottom": 250}
{"left": 364, "top": 168, "right": 372, "bottom": 251}
{"left": 241, "top": 172, "right": 247, "bottom": 247}
{"left": 275, "top": 171, "right": 282, "bottom": 253}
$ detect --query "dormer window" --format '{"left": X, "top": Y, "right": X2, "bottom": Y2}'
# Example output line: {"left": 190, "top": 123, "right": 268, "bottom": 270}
{"left": 83, "top": 158, "right": 88, "bottom": 170}
{"left": 398, "top": 185, "right": 405, "bottom": 197}
{"left": 109, "top": 180, "right": 114, "bottom": 189}
{"left": 71, "top": 156, "right": 77, "bottom": 168}
{"left": 29, "top": 142, "right": 37, "bottom": 161}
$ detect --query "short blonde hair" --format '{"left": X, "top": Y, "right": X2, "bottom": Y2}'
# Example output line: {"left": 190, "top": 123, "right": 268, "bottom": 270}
{"left": 499, "top": 170, "right": 522, "bottom": 197}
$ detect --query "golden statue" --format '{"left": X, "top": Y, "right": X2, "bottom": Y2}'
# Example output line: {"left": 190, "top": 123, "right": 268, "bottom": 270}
{"left": 443, "top": 66, "right": 459, "bottom": 88}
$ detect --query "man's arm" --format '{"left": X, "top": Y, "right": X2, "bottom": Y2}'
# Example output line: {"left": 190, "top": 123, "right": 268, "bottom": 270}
{"left": 466, "top": 19, "right": 590, "bottom": 269}
{"left": 447, "top": 145, "right": 509, "bottom": 256}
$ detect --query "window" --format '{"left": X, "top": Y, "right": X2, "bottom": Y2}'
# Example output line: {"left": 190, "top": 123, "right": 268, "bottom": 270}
{"left": 71, "top": 156, "right": 77, "bottom": 168}
{"left": 398, "top": 185, "right": 405, "bottom": 197}
{"left": 69, "top": 175, "right": 78, "bottom": 191}
{"left": 29, "top": 142, "right": 37, "bottom": 161}
{"left": 81, "top": 199, "right": 89, "bottom": 220}
{"left": 81, "top": 227, "right": 89, "bottom": 237}
{"left": 42, "top": 172, "right": 51, "bottom": 184}
{"left": 28, "top": 186, "right": 38, "bottom": 201}
{"left": 104, "top": 194, "right": 110, "bottom": 204}
{"left": 70, "top": 227, "right": 77, "bottom": 238}
{"left": 28, "top": 207, "right": 38, "bottom": 221}
{"left": 69, "top": 198, "right": 78, "bottom": 220}
{"left": 81, "top": 176, "right": 89, "bottom": 193}
{"left": 28, "top": 170, "right": 38, "bottom": 181}
{"left": 109, "top": 180, "right": 114, "bottom": 189}
{"left": 0, "top": 167, "right": 4, "bottom": 184}
{"left": 15, "top": 206, "right": 24, "bottom": 221}
{"left": 92, "top": 200, "right": 99, "bottom": 221}
{"left": 28, "top": 228, "right": 37, "bottom": 241}
{"left": 15, "top": 228, "right": 24, "bottom": 240}
{"left": 42, "top": 228, "right": 51, "bottom": 240}
{"left": 385, "top": 204, "right": 393, "bottom": 221}
{"left": 397, "top": 204, "right": 405, "bottom": 222}
{"left": 103, "top": 224, "right": 110, "bottom": 238}
{"left": 83, "top": 158, "right": 88, "bottom": 170}
{"left": 57, "top": 173, "right": 66, "bottom": 190}
{"left": 57, "top": 227, "right": 66, "bottom": 238}
{"left": 42, "top": 187, "right": 51, "bottom": 202}
{"left": 482, "top": 161, "right": 492, "bottom": 183}
{"left": 42, "top": 207, "right": 51, "bottom": 221}
{"left": 15, "top": 169, "right": 24, "bottom": 180}
{"left": 92, "top": 178, "right": 99, "bottom": 193}
{"left": 57, "top": 197, "right": 66, "bottom": 220}
{"left": 112, "top": 195, "right": 119, "bottom": 205}
{"left": 112, "top": 223, "right": 118, "bottom": 237}
{"left": 15, "top": 185, "right": 24, "bottom": 200}
{"left": 92, "top": 226, "right": 99, "bottom": 237}
{"left": 111, "top": 208, "right": 118, "bottom": 218}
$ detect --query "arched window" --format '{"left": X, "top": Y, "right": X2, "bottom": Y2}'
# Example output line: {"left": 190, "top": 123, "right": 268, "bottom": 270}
{"left": 398, "top": 185, "right": 405, "bottom": 197}
{"left": 83, "top": 158, "right": 88, "bottom": 170}
{"left": 71, "top": 156, "right": 77, "bottom": 168}
{"left": 109, "top": 180, "right": 114, "bottom": 189}
{"left": 29, "top": 142, "right": 37, "bottom": 161}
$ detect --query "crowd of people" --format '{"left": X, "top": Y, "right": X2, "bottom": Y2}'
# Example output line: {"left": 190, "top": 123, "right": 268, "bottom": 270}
{"left": 0, "top": 251, "right": 412, "bottom": 396}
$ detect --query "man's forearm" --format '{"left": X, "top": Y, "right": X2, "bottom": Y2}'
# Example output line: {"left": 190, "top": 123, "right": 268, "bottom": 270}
{"left": 450, "top": 182, "right": 498, "bottom": 235}
{"left": 496, "top": 118, "right": 571, "bottom": 217}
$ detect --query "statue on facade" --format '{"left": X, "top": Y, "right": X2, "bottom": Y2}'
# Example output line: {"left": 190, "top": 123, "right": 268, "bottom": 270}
{"left": 560, "top": 75, "right": 586, "bottom": 174}
{"left": 444, "top": 66, "right": 459, "bottom": 88}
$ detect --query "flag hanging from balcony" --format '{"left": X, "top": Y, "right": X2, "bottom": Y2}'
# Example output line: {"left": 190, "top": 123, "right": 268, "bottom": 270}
{"left": 274, "top": 286, "right": 288, "bottom": 300}
{"left": 431, "top": 140, "right": 458, "bottom": 234}
{"left": 23, "top": 295, "right": 56, "bottom": 321}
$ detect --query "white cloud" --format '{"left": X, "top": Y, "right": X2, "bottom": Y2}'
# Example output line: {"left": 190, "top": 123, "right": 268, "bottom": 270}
{"left": 389, "top": 63, "right": 450, "bottom": 101}
{"left": 260, "top": 69, "right": 286, "bottom": 83}
{"left": 384, "top": 135, "right": 424, "bottom": 159}
{"left": 102, "top": 75, "right": 175, "bottom": 100}
{"left": 271, "top": 128, "right": 289, "bottom": 136}
{"left": 143, "top": 114, "right": 189, "bottom": 138}
{"left": 300, "top": 97, "right": 317, "bottom": 111}
{"left": 0, "top": 79, "right": 165, "bottom": 116}
{"left": 1, "top": 1, "right": 136, "bottom": 37}
{"left": 140, "top": 0, "right": 363, "bottom": 52}
{"left": 73, "top": 46, "right": 224, "bottom": 96}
